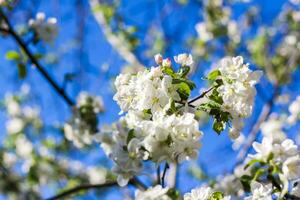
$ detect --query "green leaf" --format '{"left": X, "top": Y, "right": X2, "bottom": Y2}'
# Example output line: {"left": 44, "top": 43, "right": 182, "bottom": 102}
{"left": 244, "top": 159, "right": 264, "bottom": 170}
{"left": 162, "top": 66, "right": 176, "bottom": 78}
{"left": 213, "top": 119, "right": 226, "bottom": 134}
{"left": 5, "top": 50, "right": 20, "bottom": 61}
{"left": 17, "top": 63, "right": 27, "bottom": 79}
{"left": 178, "top": 66, "right": 190, "bottom": 77}
{"left": 207, "top": 69, "right": 221, "bottom": 81}
{"left": 240, "top": 175, "right": 252, "bottom": 192}
{"left": 176, "top": 82, "right": 191, "bottom": 101}
{"left": 126, "top": 129, "right": 135, "bottom": 145}
{"left": 210, "top": 191, "right": 224, "bottom": 200}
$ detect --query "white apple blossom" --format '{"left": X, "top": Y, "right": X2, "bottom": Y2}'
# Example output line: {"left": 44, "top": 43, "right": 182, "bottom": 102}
{"left": 113, "top": 66, "right": 180, "bottom": 113}
{"left": 6, "top": 117, "right": 25, "bottom": 134}
{"left": 282, "top": 155, "right": 300, "bottom": 180}
{"left": 195, "top": 22, "right": 213, "bottom": 42}
{"left": 287, "top": 96, "right": 300, "bottom": 125}
{"left": 154, "top": 54, "right": 163, "bottom": 65}
{"left": 260, "top": 116, "right": 286, "bottom": 143}
{"left": 77, "top": 91, "right": 104, "bottom": 113}
{"left": 217, "top": 56, "right": 262, "bottom": 139}
{"left": 28, "top": 12, "right": 58, "bottom": 43}
{"left": 215, "top": 174, "right": 244, "bottom": 198}
{"left": 86, "top": 167, "right": 107, "bottom": 184}
{"left": 245, "top": 181, "right": 272, "bottom": 200}
{"left": 174, "top": 53, "right": 193, "bottom": 66}
{"left": 15, "top": 135, "right": 33, "bottom": 158}
{"left": 135, "top": 185, "right": 171, "bottom": 200}
{"left": 184, "top": 185, "right": 231, "bottom": 200}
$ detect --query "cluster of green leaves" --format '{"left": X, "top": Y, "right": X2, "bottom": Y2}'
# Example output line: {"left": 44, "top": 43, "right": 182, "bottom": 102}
{"left": 240, "top": 153, "right": 284, "bottom": 195}
{"left": 5, "top": 50, "right": 43, "bottom": 79}
{"left": 197, "top": 69, "right": 232, "bottom": 134}
{"left": 78, "top": 97, "right": 99, "bottom": 134}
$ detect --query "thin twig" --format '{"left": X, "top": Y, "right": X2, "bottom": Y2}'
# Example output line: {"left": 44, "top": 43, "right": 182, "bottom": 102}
{"left": 188, "top": 87, "right": 214, "bottom": 105}
{"left": 161, "top": 162, "right": 169, "bottom": 187}
{"left": 0, "top": 8, "right": 75, "bottom": 106}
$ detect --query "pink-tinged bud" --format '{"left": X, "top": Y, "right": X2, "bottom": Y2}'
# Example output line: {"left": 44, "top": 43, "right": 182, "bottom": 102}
{"left": 162, "top": 58, "right": 171, "bottom": 67}
{"left": 154, "top": 54, "right": 163, "bottom": 65}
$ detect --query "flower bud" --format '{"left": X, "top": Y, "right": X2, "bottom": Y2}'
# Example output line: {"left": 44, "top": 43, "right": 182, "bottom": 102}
{"left": 154, "top": 54, "right": 163, "bottom": 65}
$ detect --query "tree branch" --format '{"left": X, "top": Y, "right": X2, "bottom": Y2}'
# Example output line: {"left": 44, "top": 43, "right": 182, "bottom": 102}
{"left": 45, "top": 181, "right": 117, "bottom": 200}
{"left": 0, "top": 8, "right": 75, "bottom": 106}
{"left": 45, "top": 177, "right": 147, "bottom": 200}
{"left": 188, "top": 86, "right": 214, "bottom": 106}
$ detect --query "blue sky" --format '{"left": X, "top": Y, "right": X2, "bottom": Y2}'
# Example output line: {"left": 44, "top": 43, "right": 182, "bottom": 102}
{"left": 0, "top": 0, "right": 299, "bottom": 199}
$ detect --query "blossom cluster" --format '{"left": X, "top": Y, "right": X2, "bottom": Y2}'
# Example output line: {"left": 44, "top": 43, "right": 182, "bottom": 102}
{"left": 64, "top": 92, "right": 104, "bottom": 148}
{"left": 28, "top": 12, "right": 58, "bottom": 44}
{"left": 100, "top": 53, "right": 203, "bottom": 186}
{"left": 198, "top": 56, "right": 262, "bottom": 139}
{"left": 4, "top": 87, "right": 42, "bottom": 135}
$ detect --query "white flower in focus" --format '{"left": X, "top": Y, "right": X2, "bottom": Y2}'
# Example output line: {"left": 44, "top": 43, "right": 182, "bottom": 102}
{"left": 245, "top": 181, "right": 272, "bottom": 200}
{"left": 184, "top": 185, "right": 231, "bottom": 200}
{"left": 6, "top": 118, "right": 24, "bottom": 134}
{"left": 28, "top": 12, "right": 58, "bottom": 43}
{"left": 174, "top": 53, "right": 193, "bottom": 66}
{"left": 184, "top": 186, "right": 212, "bottom": 200}
{"left": 282, "top": 155, "right": 300, "bottom": 180}
{"left": 135, "top": 185, "right": 171, "bottom": 200}
{"left": 250, "top": 138, "right": 273, "bottom": 160}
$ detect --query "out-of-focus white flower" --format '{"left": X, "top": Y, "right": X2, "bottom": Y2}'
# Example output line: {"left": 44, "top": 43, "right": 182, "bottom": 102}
{"left": 287, "top": 96, "right": 300, "bottom": 125}
{"left": 282, "top": 155, "right": 300, "bottom": 180}
{"left": 3, "top": 152, "right": 17, "bottom": 167}
{"left": 135, "top": 185, "right": 171, "bottom": 200}
{"left": 245, "top": 181, "right": 272, "bottom": 200}
{"left": 6, "top": 118, "right": 25, "bottom": 134}
{"left": 15, "top": 135, "right": 33, "bottom": 158}
{"left": 232, "top": 134, "right": 245, "bottom": 150}
{"left": 28, "top": 12, "right": 58, "bottom": 43}
{"left": 195, "top": 22, "right": 213, "bottom": 42}
{"left": 6, "top": 98, "right": 21, "bottom": 116}
{"left": 215, "top": 174, "right": 244, "bottom": 198}
{"left": 290, "top": 0, "right": 300, "bottom": 5}
{"left": 260, "top": 117, "right": 286, "bottom": 143}
{"left": 174, "top": 53, "right": 193, "bottom": 66}
{"left": 77, "top": 91, "right": 104, "bottom": 113}
{"left": 86, "top": 167, "right": 107, "bottom": 184}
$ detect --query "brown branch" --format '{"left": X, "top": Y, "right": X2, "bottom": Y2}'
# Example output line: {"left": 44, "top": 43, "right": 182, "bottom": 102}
{"left": 0, "top": 8, "right": 75, "bottom": 106}
{"left": 188, "top": 87, "right": 214, "bottom": 106}
{"left": 236, "top": 85, "right": 280, "bottom": 163}
{"left": 45, "top": 178, "right": 147, "bottom": 200}
{"left": 45, "top": 181, "right": 117, "bottom": 200}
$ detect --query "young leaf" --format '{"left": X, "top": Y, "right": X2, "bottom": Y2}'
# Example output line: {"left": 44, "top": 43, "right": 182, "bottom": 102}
{"left": 17, "top": 63, "right": 27, "bottom": 79}
{"left": 207, "top": 69, "right": 221, "bottom": 81}
{"left": 126, "top": 129, "right": 135, "bottom": 145}
{"left": 5, "top": 50, "right": 20, "bottom": 61}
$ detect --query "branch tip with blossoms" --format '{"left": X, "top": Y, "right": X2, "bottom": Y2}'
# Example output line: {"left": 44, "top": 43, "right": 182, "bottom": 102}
{"left": 0, "top": 8, "right": 75, "bottom": 106}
